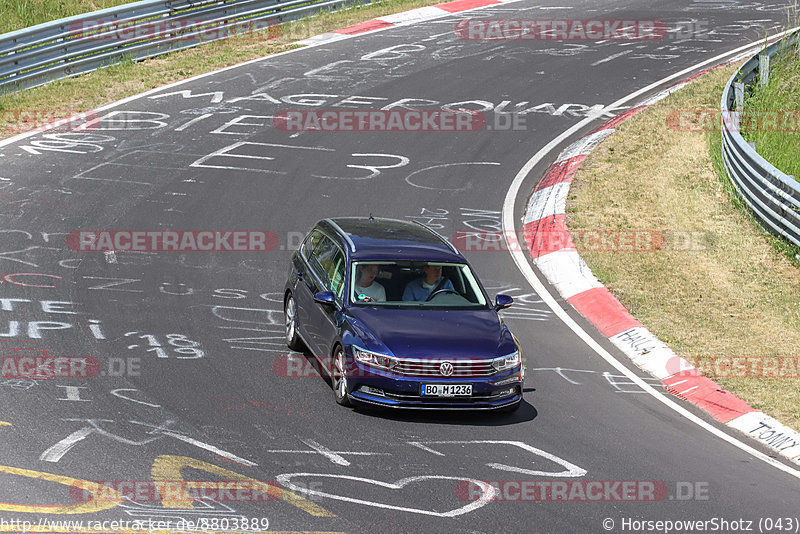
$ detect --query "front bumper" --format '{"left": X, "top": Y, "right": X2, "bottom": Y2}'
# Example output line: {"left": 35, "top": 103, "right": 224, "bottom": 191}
{"left": 346, "top": 359, "right": 524, "bottom": 410}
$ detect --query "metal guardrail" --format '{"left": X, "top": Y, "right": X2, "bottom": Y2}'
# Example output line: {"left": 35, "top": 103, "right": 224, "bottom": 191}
{"left": 720, "top": 30, "right": 800, "bottom": 248}
{"left": 0, "top": 0, "right": 368, "bottom": 94}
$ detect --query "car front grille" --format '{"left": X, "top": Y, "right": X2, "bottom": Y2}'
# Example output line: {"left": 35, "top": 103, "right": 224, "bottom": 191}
{"left": 392, "top": 357, "right": 497, "bottom": 377}
{"left": 382, "top": 387, "right": 519, "bottom": 402}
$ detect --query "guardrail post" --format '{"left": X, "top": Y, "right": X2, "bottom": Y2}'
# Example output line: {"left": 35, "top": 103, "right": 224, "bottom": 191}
{"left": 734, "top": 82, "right": 744, "bottom": 110}
{"left": 759, "top": 53, "right": 770, "bottom": 86}
{"left": 725, "top": 110, "right": 740, "bottom": 133}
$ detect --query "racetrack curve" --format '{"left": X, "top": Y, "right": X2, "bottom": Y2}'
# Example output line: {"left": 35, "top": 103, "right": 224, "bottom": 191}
{"left": 1, "top": 0, "right": 799, "bottom": 532}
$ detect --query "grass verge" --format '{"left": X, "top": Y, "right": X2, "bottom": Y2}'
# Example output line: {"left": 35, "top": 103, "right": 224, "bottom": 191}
{"left": 567, "top": 63, "right": 800, "bottom": 430}
{"left": 741, "top": 39, "right": 800, "bottom": 178}
{"left": 0, "top": 0, "right": 444, "bottom": 138}
{"left": 0, "top": 0, "right": 135, "bottom": 35}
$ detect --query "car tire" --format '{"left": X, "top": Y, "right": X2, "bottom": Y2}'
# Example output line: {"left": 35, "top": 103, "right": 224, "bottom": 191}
{"left": 333, "top": 346, "right": 352, "bottom": 407}
{"left": 284, "top": 293, "right": 303, "bottom": 351}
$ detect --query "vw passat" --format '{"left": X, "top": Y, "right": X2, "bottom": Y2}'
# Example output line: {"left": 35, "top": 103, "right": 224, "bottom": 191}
{"left": 283, "top": 217, "right": 524, "bottom": 411}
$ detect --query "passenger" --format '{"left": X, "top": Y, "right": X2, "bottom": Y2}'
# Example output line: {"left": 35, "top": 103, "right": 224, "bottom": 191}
{"left": 402, "top": 264, "right": 455, "bottom": 301}
{"left": 353, "top": 264, "right": 386, "bottom": 302}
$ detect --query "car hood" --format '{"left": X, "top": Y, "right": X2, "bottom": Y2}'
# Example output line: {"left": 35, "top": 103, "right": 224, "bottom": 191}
{"left": 347, "top": 306, "right": 516, "bottom": 359}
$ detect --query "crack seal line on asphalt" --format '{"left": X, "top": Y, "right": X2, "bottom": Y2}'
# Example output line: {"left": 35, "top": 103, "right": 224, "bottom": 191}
{"left": 502, "top": 26, "right": 800, "bottom": 481}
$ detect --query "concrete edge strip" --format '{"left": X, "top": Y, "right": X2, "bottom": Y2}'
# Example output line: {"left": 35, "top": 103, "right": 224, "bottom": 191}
{"left": 521, "top": 62, "right": 800, "bottom": 465}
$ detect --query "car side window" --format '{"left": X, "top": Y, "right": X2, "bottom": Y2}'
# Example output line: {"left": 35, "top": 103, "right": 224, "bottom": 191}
{"left": 328, "top": 250, "right": 345, "bottom": 298}
{"left": 302, "top": 230, "right": 332, "bottom": 285}
{"left": 300, "top": 230, "right": 320, "bottom": 262}
{"left": 314, "top": 236, "right": 338, "bottom": 280}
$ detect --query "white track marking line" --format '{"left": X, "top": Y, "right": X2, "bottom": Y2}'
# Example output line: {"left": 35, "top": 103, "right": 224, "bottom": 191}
{"left": 502, "top": 27, "right": 800, "bottom": 480}
{"left": 276, "top": 473, "right": 496, "bottom": 518}
{"left": 413, "top": 440, "right": 586, "bottom": 477}
{"left": 161, "top": 431, "right": 257, "bottom": 466}
{"left": 300, "top": 439, "right": 351, "bottom": 466}
{"left": 39, "top": 427, "right": 93, "bottom": 462}
{"left": 591, "top": 49, "right": 633, "bottom": 66}
{"left": 174, "top": 113, "right": 213, "bottom": 131}
{"left": 407, "top": 441, "right": 445, "bottom": 456}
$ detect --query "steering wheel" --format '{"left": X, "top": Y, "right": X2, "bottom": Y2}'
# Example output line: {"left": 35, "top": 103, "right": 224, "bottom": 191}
{"left": 425, "top": 288, "right": 460, "bottom": 302}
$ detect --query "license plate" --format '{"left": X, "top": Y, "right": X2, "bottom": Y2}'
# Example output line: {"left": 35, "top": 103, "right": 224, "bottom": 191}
{"left": 420, "top": 384, "right": 472, "bottom": 397}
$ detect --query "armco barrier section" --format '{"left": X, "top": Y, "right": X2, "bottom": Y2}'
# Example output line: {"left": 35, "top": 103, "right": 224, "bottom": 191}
{"left": 720, "top": 31, "right": 800, "bottom": 247}
{"left": 0, "top": 0, "right": 367, "bottom": 94}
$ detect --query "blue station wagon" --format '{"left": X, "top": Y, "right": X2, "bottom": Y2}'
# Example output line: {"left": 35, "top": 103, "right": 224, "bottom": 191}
{"left": 283, "top": 217, "right": 524, "bottom": 411}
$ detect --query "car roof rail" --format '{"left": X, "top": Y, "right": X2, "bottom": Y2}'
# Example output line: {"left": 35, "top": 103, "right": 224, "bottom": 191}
{"left": 325, "top": 218, "right": 356, "bottom": 252}
{"left": 412, "top": 220, "right": 460, "bottom": 254}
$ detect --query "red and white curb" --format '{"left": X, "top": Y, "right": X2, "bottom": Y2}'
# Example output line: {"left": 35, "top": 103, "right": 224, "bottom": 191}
{"left": 522, "top": 66, "right": 800, "bottom": 466}
{"left": 296, "top": 0, "right": 521, "bottom": 46}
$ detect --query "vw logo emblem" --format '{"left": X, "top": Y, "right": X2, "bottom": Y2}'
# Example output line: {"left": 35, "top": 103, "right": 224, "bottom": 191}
{"left": 439, "top": 361, "right": 454, "bottom": 376}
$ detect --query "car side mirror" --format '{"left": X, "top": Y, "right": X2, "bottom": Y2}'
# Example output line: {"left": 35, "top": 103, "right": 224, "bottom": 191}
{"left": 314, "top": 291, "right": 336, "bottom": 306}
{"left": 495, "top": 294, "right": 513, "bottom": 311}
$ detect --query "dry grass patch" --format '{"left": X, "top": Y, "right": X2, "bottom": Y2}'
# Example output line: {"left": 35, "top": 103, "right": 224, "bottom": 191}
{"left": 567, "top": 64, "right": 800, "bottom": 429}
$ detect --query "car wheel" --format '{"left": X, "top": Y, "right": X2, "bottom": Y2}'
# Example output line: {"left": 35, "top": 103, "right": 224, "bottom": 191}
{"left": 333, "top": 347, "right": 351, "bottom": 407}
{"left": 284, "top": 294, "right": 303, "bottom": 351}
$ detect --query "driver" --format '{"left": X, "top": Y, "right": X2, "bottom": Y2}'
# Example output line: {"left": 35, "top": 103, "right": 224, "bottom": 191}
{"left": 402, "top": 264, "right": 455, "bottom": 301}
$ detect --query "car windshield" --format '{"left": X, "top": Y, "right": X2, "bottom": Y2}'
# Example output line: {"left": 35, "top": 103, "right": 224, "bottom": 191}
{"left": 350, "top": 261, "right": 488, "bottom": 307}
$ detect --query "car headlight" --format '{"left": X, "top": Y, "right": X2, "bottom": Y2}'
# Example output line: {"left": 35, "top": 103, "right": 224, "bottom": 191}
{"left": 492, "top": 350, "right": 521, "bottom": 372}
{"left": 353, "top": 345, "right": 397, "bottom": 371}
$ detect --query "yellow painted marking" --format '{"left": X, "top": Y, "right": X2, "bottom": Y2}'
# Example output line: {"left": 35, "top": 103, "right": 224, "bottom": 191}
{"left": 152, "top": 455, "right": 335, "bottom": 517}
{"left": 0, "top": 465, "right": 119, "bottom": 514}
{"left": 0, "top": 421, "right": 10, "bottom": 426}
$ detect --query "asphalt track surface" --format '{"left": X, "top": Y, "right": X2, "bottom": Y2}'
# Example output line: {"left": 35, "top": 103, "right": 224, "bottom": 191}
{"left": 1, "top": 0, "right": 800, "bottom": 532}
